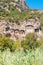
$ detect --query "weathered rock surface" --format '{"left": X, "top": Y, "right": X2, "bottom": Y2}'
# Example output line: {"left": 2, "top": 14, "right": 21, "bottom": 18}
{"left": 0, "top": 0, "right": 27, "bottom": 12}
{"left": 0, "top": 18, "right": 43, "bottom": 41}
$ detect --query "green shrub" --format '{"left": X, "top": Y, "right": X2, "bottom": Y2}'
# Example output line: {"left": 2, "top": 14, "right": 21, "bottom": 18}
{"left": 21, "top": 33, "right": 40, "bottom": 51}
{"left": 0, "top": 36, "right": 21, "bottom": 52}
{"left": 0, "top": 36, "right": 14, "bottom": 51}
{"left": 12, "top": 40, "right": 21, "bottom": 51}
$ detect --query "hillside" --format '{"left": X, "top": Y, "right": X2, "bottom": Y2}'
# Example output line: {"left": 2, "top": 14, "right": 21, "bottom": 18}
{"left": 0, "top": 0, "right": 43, "bottom": 40}
{"left": 0, "top": 1, "right": 43, "bottom": 65}
{"left": 0, "top": 0, "right": 43, "bottom": 23}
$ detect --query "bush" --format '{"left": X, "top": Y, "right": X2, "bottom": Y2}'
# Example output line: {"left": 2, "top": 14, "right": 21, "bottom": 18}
{"left": 0, "top": 34, "right": 43, "bottom": 52}
{"left": 12, "top": 40, "right": 21, "bottom": 51}
{"left": 21, "top": 33, "right": 40, "bottom": 51}
{"left": 0, "top": 36, "right": 14, "bottom": 51}
{"left": 0, "top": 36, "right": 21, "bottom": 52}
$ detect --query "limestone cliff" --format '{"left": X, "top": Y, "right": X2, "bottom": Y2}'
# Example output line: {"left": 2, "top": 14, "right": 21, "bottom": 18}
{"left": 0, "top": 18, "right": 43, "bottom": 41}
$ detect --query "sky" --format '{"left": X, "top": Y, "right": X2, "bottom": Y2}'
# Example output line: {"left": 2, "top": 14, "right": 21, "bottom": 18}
{"left": 25, "top": 0, "right": 43, "bottom": 10}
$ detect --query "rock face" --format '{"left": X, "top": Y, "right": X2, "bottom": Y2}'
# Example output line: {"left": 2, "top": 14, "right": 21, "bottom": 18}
{"left": 15, "top": 0, "right": 27, "bottom": 9}
{"left": 0, "top": 18, "right": 43, "bottom": 41}
{"left": 0, "top": 0, "right": 27, "bottom": 12}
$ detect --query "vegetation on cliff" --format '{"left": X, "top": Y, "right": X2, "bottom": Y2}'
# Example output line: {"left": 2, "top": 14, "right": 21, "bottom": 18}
{"left": 0, "top": 1, "right": 43, "bottom": 31}
{"left": 0, "top": 1, "right": 43, "bottom": 65}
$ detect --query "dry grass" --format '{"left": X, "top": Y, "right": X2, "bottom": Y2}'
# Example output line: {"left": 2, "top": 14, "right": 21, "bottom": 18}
{"left": 0, "top": 47, "right": 43, "bottom": 65}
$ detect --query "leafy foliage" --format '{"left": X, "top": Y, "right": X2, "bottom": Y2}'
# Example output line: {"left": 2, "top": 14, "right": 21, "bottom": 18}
{"left": 0, "top": 36, "right": 14, "bottom": 51}
{"left": 0, "top": 33, "right": 43, "bottom": 52}
{"left": 21, "top": 33, "right": 41, "bottom": 51}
